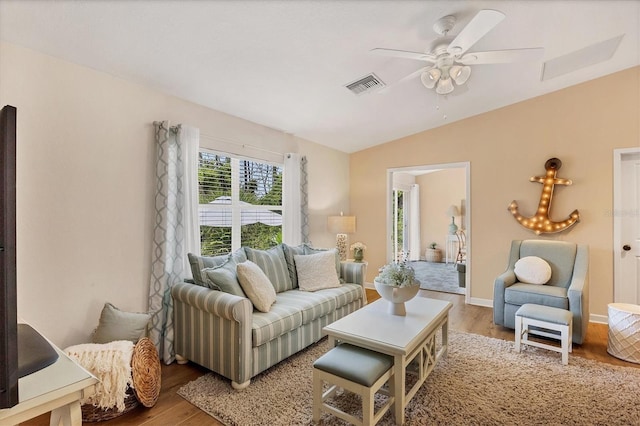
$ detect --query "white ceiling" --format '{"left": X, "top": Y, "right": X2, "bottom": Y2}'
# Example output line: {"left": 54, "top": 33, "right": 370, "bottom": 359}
{"left": 1, "top": 1, "right": 638, "bottom": 153}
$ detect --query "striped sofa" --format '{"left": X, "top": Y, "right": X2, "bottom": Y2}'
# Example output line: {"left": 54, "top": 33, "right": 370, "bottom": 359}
{"left": 171, "top": 244, "right": 367, "bottom": 389}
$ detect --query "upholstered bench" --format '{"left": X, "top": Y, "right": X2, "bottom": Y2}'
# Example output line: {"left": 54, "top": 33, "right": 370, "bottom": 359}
{"left": 313, "top": 343, "right": 394, "bottom": 425}
{"left": 515, "top": 303, "right": 573, "bottom": 365}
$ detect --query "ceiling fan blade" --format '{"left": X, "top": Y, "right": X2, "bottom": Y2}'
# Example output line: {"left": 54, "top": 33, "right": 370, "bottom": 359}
{"left": 458, "top": 48, "right": 545, "bottom": 64}
{"left": 447, "top": 9, "right": 505, "bottom": 57}
{"left": 377, "top": 67, "right": 429, "bottom": 93}
{"left": 370, "top": 48, "right": 437, "bottom": 63}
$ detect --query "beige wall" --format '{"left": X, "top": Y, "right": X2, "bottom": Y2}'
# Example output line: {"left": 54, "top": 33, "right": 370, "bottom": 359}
{"left": 350, "top": 66, "right": 640, "bottom": 318}
{"left": 0, "top": 42, "right": 350, "bottom": 348}
{"left": 416, "top": 169, "right": 465, "bottom": 257}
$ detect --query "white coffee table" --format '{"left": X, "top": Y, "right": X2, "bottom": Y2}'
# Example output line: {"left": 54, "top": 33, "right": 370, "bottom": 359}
{"left": 323, "top": 296, "right": 452, "bottom": 425}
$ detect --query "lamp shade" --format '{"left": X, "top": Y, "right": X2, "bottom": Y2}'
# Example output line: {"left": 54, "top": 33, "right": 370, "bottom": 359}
{"left": 446, "top": 205, "right": 460, "bottom": 217}
{"left": 328, "top": 215, "right": 356, "bottom": 234}
{"left": 420, "top": 68, "right": 441, "bottom": 89}
{"left": 450, "top": 65, "right": 471, "bottom": 85}
{"left": 436, "top": 77, "right": 454, "bottom": 95}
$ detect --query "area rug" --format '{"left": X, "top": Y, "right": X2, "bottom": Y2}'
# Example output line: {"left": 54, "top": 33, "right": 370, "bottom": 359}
{"left": 177, "top": 332, "right": 640, "bottom": 425}
{"left": 409, "top": 261, "right": 464, "bottom": 295}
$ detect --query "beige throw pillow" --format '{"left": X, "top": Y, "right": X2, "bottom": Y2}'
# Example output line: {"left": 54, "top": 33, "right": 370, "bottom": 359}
{"left": 294, "top": 251, "right": 341, "bottom": 292}
{"left": 236, "top": 260, "right": 277, "bottom": 312}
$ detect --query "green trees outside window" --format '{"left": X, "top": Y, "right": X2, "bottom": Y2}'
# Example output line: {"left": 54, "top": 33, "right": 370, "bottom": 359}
{"left": 199, "top": 151, "right": 283, "bottom": 255}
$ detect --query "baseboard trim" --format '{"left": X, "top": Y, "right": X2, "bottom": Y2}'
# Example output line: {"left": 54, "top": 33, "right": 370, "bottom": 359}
{"left": 375, "top": 288, "right": 610, "bottom": 324}
{"left": 590, "top": 313, "right": 608, "bottom": 324}
{"left": 467, "top": 297, "right": 493, "bottom": 308}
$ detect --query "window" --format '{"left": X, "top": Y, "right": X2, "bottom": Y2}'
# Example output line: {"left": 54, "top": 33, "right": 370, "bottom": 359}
{"left": 198, "top": 150, "right": 283, "bottom": 255}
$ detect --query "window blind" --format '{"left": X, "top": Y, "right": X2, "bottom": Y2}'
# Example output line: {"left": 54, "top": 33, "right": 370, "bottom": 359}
{"left": 198, "top": 150, "right": 283, "bottom": 255}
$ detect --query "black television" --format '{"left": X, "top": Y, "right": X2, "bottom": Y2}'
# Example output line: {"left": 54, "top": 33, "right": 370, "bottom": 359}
{"left": 0, "top": 104, "right": 18, "bottom": 408}
{"left": 1, "top": 105, "right": 58, "bottom": 409}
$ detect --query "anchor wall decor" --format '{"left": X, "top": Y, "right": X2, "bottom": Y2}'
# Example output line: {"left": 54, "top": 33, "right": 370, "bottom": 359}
{"left": 508, "top": 158, "right": 580, "bottom": 235}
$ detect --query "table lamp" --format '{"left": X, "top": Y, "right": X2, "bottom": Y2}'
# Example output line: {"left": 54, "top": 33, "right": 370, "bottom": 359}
{"left": 327, "top": 213, "right": 356, "bottom": 261}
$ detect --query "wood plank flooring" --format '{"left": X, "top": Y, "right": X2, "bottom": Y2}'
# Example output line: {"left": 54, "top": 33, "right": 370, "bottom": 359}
{"left": 21, "top": 289, "right": 638, "bottom": 425}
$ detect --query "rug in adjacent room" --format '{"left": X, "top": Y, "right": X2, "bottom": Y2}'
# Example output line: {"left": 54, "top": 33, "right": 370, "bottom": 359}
{"left": 409, "top": 261, "right": 464, "bottom": 295}
{"left": 178, "top": 331, "right": 640, "bottom": 426}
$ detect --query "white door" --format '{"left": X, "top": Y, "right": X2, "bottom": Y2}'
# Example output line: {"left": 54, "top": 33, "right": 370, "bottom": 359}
{"left": 614, "top": 149, "right": 640, "bottom": 304}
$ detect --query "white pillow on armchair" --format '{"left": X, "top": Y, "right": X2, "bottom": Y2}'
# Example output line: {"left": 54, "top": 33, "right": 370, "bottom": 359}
{"left": 514, "top": 256, "right": 552, "bottom": 285}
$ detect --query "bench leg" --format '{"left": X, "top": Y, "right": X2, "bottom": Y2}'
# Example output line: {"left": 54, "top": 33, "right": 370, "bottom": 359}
{"left": 561, "top": 324, "right": 569, "bottom": 365}
{"left": 515, "top": 316, "right": 523, "bottom": 353}
{"left": 312, "top": 369, "right": 322, "bottom": 422}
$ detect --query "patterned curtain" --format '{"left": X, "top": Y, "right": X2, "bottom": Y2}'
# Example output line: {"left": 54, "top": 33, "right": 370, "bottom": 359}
{"left": 283, "top": 153, "right": 309, "bottom": 245}
{"left": 148, "top": 121, "right": 199, "bottom": 364}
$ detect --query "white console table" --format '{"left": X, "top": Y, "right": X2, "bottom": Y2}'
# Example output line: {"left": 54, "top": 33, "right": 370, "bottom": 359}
{"left": 445, "top": 234, "right": 459, "bottom": 264}
{"left": 0, "top": 340, "right": 97, "bottom": 426}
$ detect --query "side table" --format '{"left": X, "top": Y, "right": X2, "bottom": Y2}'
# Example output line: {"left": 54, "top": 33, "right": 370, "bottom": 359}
{"left": 445, "top": 234, "right": 458, "bottom": 264}
{"left": 0, "top": 336, "right": 97, "bottom": 425}
{"left": 607, "top": 303, "right": 640, "bottom": 364}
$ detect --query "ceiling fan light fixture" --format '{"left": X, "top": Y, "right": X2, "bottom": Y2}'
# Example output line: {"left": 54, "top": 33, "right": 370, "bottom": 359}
{"left": 450, "top": 65, "right": 471, "bottom": 85}
{"left": 420, "top": 68, "right": 441, "bottom": 89}
{"left": 436, "top": 77, "right": 454, "bottom": 95}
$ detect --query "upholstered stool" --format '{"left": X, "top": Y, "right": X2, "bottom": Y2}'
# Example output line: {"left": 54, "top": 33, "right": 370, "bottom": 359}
{"left": 515, "top": 304, "right": 573, "bottom": 365}
{"left": 313, "top": 343, "right": 394, "bottom": 425}
{"left": 607, "top": 303, "right": 640, "bottom": 364}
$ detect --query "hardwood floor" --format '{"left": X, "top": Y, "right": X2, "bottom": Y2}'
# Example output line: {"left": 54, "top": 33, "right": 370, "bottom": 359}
{"left": 22, "top": 289, "right": 638, "bottom": 425}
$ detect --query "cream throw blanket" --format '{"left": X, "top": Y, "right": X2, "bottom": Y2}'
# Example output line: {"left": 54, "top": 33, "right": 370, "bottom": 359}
{"left": 65, "top": 340, "right": 135, "bottom": 412}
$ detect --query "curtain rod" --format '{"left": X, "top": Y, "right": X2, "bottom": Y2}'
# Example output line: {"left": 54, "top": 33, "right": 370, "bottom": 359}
{"left": 200, "top": 132, "right": 285, "bottom": 157}
{"left": 154, "top": 122, "right": 290, "bottom": 158}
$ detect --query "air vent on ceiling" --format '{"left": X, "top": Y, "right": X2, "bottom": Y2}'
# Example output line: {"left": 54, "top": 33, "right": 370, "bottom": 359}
{"left": 345, "top": 73, "right": 385, "bottom": 95}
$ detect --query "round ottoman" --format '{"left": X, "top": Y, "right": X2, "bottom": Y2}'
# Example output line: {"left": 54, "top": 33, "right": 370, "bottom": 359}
{"left": 607, "top": 303, "right": 640, "bottom": 364}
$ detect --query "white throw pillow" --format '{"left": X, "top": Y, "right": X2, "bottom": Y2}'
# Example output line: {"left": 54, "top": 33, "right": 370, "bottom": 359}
{"left": 236, "top": 260, "right": 277, "bottom": 312}
{"left": 294, "top": 251, "right": 341, "bottom": 292}
{"left": 514, "top": 256, "right": 552, "bottom": 285}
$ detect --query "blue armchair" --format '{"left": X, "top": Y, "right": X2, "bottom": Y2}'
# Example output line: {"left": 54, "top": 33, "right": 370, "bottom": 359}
{"left": 493, "top": 240, "right": 589, "bottom": 344}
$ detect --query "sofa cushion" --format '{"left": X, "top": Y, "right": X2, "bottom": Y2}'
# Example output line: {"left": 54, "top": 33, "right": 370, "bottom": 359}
{"left": 251, "top": 303, "right": 303, "bottom": 347}
{"left": 304, "top": 245, "right": 341, "bottom": 280}
{"left": 245, "top": 246, "right": 292, "bottom": 293}
{"left": 276, "top": 290, "right": 336, "bottom": 324}
{"left": 201, "top": 257, "right": 246, "bottom": 297}
{"left": 237, "top": 260, "right": 277, "bottom": 313}
{"left": 519, "top": 240, "right": 576, "bottom": 287}
{"left": 188, "top": 248, "right": 247, "bottom": 286}
{"left": 316, "top": 283, "right": 363, "bottom": 309}
{"left": 188, "top": 252, "right": 228, "bottom": 286}
{"left": 505, "top": 283, "right": 568, "bottom": 309}
{"left": 282, "top": 243, "right": 306, "bottom": 289}
{"left": 92, "top": 302, "right": 151, "bottom": 344}
{"left": 294, "top": 251, "right": 341, "bottom": 292}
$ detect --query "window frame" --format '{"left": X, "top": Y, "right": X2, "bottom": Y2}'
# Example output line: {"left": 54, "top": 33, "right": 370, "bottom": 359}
{"left": 198, "top": 148, "right": 284, "bottom": 254}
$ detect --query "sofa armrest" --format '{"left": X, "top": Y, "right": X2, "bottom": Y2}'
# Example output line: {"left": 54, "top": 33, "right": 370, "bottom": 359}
{"left": 340, "top": 261, "right": 366, "bottom": 285}
{"left": 340, "top": 261, "right": 367, "bottom": 304}
{"left": 493, "top": 270, "right": 517, "bottom": 325}
{"left": 567, "top": 244, "right": 589, "bottom": 344}
{"left": 172, "top": 282, "right": 252, "bottom": 322}
{"left": 171, "top": 282, "right": 253, "bottom": 385}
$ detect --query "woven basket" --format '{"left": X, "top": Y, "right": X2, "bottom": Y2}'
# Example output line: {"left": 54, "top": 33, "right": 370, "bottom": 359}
{"left": 425, "top": 248, "right": 442, "bottom": 263}
{"left": 131, "top": 337, "right": 162, "bottom": 407}
{"left": 81, "top": 387, "right": 139, "bottom": 422}
{"left": 81, "top": 338, "right": 161, "bottom": 422}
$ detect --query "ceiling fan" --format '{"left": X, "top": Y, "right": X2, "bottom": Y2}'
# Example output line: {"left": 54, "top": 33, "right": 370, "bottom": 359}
{"left": 371, "top": 9, "right": 544, "bottom": 95}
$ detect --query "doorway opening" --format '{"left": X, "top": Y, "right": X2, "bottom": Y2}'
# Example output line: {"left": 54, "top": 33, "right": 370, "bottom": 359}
{"left": 613, "top": 148, "right": 640, "bottom": 304}
{"left": 391, "top": 188, "right": 406, "bottom": 262}
{"left": 387, "top": 162, "right": 471, "bottom": 300}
